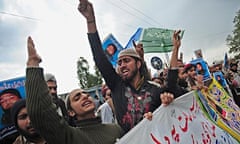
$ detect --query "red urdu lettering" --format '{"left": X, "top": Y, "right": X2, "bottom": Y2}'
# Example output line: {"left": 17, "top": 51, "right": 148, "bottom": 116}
{"left": 150, "top": 133, "right": 162, "bottom": 144}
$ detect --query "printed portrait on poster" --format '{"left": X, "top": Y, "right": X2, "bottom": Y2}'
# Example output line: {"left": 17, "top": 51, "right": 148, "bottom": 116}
{"left": 194, "top": 49, "right": 203, "bottom": 59}
{"left": 213, "top": 71, "right": 227, "bottom": 88}
{"left": 102, "top": 34, "right": 124, "bottom": 68}
{"left": 0, "top": 77, "right": 26, "bottom": 141}
{"left": 191, "top": 58, "right": 211, "bottom": 81}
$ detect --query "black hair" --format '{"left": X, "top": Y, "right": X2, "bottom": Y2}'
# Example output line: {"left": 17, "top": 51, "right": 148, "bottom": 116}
{"left": 0, "top": 88, "right": 21, "bottom": 98}
{"left": 11, "top": 99, "right": 26, "bottom": 130}
{"left": 196, "top": 62, "right": 205, "bottom": 75}
{"left": 184, "top": 64, "right": 196, "bottom": 73}
{"left": 105, "top": 43, "right": 117, "bottom": 56}
{"left": 66, "top": 95, "right": 72, "bottom": 111}
{"left": 132, "top": 57, "right": 151, "bottom": 80}
{"left": 196, "top": 62, "right": 203, "bottom": 67}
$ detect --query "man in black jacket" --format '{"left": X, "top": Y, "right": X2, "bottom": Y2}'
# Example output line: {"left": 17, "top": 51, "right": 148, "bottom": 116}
{"left": 78, "top": 0, "right": 182, "bottom": 133}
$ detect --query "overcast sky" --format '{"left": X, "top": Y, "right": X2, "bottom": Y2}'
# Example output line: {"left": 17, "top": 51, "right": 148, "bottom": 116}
{"left": 0, "top": 0, "right": 239, "bottom": 94}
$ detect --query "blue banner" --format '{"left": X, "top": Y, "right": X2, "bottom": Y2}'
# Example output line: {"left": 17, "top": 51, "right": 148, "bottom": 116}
{"left": 125, "top": 27, "right": 143, "bottom": 49}
{"left": 102, "top": 34, "right": 124, "bottom": 68}
{"left": 0, "top": 76, "right": 26, "bottom": 140}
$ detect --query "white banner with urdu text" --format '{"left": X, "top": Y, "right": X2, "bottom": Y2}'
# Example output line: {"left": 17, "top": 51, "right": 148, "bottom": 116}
{"left": 116, "top": 91, "right": 239, "bottom": 144}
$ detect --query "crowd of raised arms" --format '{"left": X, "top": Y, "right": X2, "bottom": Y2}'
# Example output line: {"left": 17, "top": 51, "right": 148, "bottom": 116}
{"left": 0, "top": 0, "right": 239, "bottom": 144}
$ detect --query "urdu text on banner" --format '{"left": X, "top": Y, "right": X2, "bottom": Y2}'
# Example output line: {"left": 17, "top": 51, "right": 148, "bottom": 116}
{"left": 117, "top": 91, "right": 239, "bottom": 144}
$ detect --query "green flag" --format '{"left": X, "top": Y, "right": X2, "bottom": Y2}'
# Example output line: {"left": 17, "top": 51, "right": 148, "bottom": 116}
{"left": 140, "top": 28, "right": 184, "bottom": 53}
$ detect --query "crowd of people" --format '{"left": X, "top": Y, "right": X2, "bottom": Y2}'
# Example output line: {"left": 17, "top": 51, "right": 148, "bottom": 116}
{"left": 0, "top": 0, "right": 239, "bottom": 143}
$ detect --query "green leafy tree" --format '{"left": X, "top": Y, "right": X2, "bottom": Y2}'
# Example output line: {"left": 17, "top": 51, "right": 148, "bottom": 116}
{"left": 77, "top": 57, "right": 103, "bottom": 89}
{"left": 94, "top": 65, "right": 103, "bottom": 85}
{"left": 226, "top": 9, "right": 240, "bottom": 59}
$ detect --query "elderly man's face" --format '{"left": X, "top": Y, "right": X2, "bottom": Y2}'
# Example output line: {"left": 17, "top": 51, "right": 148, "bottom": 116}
{"left": 46, "top": 81, "right": 58, "bottom": 98}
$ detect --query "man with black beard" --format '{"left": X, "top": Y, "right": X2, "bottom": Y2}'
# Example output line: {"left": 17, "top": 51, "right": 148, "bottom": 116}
{"left": 11, "top": 99, "right": 46, "bottom": 144}
{"left": 78, "top": 0, "right": 182, "bottom": 134}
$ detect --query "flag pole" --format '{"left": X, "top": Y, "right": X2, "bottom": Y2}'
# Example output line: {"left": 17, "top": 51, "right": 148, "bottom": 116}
{"left": 165, "top": 52, "right": 170, "bottom": 67}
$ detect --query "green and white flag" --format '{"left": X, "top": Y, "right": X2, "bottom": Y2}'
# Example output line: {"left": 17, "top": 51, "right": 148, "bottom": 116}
{"left": 140, "top": 28, "right": 184, "bottom": 53}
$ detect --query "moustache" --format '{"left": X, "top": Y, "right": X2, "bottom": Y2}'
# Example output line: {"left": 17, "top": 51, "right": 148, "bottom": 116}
{"left": 26, "top": 125, "right": 35, "bottom": 131}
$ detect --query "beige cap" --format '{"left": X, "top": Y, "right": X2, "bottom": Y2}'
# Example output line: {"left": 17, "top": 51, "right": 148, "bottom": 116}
{"left": 118, "top": 48, "right": 141, "bottom": 59}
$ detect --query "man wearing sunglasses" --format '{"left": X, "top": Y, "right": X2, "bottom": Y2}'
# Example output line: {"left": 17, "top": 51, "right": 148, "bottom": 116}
{"left": 44, "top": 73, "right": 68, "bottom": 122}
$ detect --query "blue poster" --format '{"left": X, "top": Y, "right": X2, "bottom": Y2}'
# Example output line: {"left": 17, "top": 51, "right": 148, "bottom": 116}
{"left": 190, "top": 58, "right": 211, "bottom": 81}
{"left": 213, "top": 71, "right": 228, "bottom": 88}
{"left": 0, "top": 76, "right": 26, "bottom": 141}
{"left": 102, "top": 33, "right": 124, "bottom": 68}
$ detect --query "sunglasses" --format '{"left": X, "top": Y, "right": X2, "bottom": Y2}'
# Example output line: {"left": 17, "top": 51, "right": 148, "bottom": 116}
{"left": 48, "top": 86, "right": 57, "bottom": 91}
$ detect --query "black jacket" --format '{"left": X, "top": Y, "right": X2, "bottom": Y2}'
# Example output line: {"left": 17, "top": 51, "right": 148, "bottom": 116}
{"left": 88, "top": 32, "right": 184, "bottom": 133}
